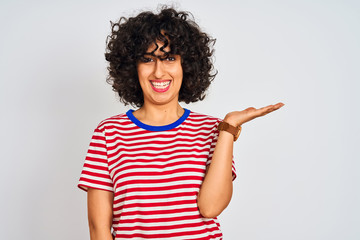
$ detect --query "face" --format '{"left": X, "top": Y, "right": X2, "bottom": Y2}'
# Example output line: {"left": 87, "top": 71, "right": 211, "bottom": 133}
{"left": 136, "top": 39, "right": 183, "bottom": 107}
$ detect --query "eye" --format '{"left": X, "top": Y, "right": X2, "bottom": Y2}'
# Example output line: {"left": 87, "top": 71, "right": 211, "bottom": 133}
{"left": 165, "top": 56, "right": 176, "bottom": 61}
{"left": 140, "top": 57, "right": 153, "bottom": 63}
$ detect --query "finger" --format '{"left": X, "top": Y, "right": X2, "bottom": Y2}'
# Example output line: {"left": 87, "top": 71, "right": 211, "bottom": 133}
{"left": 258, "top": 103, "right": 284, "bottom": 116}
{"left": 258, "top": 105, "right": 274, "bottom": 114}
{"left": 274, "top": 102, "right": 285, "bottom": 109}
{"left": 258, "top": 103, "right": 282, "bottom": 111}
{"left": 244, "top": 107, "right": 256, "bottom": 112}
{"left": 239, "top": 107, "right": 257, "bottom": 118}
{"left": 240, "top": 106, "right": 270, "bottom": 121}
{"left": 271, "top": 102, "right": 285, "bottom": 112}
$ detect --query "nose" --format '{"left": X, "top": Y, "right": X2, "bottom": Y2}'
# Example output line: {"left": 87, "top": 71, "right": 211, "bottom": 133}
{"left": 153, "top": 59, "right": 165, "bottom": 79}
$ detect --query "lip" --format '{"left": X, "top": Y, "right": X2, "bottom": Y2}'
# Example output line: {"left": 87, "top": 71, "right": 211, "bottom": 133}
{"left": 149, "top": 80, "right": 171, "bottom": 93}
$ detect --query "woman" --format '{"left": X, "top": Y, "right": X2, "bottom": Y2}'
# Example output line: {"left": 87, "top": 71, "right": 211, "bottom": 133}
{"left": 78, "top": 6, "right": 284, "bottom": 240}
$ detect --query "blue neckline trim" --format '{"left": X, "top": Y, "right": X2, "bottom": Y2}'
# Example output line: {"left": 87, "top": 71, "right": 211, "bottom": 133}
{"left": 126, "top": 108, "right": 190, "bottom": 131}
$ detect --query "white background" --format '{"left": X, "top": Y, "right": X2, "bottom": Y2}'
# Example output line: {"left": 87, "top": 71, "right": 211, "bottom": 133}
{"left": 1, "top": 0, "right": 359, "bottom": 239}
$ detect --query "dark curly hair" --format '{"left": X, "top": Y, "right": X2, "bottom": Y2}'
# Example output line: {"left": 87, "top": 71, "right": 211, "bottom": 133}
{"left": 105, "top": 6, "right": 217, "bottom": 107}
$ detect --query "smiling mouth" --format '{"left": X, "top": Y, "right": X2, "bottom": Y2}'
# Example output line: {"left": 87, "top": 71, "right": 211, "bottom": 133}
{"left": 150, "top": 80, "right": 171, "bottom": 92}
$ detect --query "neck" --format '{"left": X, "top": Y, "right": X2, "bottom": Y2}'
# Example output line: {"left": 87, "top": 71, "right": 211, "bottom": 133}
{"left": 133, "top": 102, "right": 185, "bottom": 126}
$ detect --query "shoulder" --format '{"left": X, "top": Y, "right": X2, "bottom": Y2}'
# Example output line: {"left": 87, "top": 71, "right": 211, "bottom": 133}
{"left": 189, "top": 111, "right": 222, "bottom": 122}
{"left": 186, "top": 110, "right": 223, "bottom": 130}
{"left": 94, "top": 112, "right": 131, "bottom": 131}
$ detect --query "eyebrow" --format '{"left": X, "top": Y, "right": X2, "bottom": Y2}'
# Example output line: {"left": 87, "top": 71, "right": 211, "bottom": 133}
{"left": 143, "top": 52, "right": 171, "bottom": 59}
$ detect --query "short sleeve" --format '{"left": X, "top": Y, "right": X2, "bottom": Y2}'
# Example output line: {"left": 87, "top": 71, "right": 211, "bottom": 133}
{"left": 78, "top": 126, "right": 114, "bottom": 192}
{"left": 206, "top": 121, "right": 237, "bottom": 181}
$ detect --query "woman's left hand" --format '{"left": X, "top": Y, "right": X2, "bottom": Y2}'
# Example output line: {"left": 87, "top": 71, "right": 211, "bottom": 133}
{"left": 224, "top": 102, "right": 285, "bottom": 126}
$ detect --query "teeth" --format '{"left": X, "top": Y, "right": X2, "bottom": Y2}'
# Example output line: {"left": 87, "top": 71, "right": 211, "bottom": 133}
{"left": 151, "top": 81, "right": 171, "bottom": 89}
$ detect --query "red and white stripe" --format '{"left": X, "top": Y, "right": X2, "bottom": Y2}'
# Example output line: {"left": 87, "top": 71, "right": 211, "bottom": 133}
{"left": 78, "top": 111, "right": 236, "bottom": 239}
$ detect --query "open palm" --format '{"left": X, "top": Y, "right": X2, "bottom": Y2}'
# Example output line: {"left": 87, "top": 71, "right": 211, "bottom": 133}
{"left": 224, "top": 102, "right": 285, "bottom": 126}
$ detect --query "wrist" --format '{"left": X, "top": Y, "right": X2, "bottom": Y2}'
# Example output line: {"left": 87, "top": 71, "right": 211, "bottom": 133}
{"left": 218, "top": 121, "right": 242, "bottom": 141}
{"left": 223, "top": 116, "right": 240, "bottom": 127}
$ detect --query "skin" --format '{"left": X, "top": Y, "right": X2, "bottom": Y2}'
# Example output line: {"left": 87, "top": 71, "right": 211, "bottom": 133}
{"left": 87, "top": 38, "right": 284, "bottom": 238}
{"left": 132, "top": 39, "right": 185, "bottom": 124}
{"left": 197, "top": 103, "right": 284, "bottom": 218}
{"left": 87, "top": 188, "right": 114, "bottom": 240}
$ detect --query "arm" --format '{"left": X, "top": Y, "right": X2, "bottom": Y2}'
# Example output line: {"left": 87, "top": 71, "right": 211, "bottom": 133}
{"left": 197, "top": 102, "right": 284, "bottom": 218}
{"left": 197, "top": 126, "right": 234, "bottom": 218}
{"left": 87, "top": 188, "right": 114, "bottom": 240}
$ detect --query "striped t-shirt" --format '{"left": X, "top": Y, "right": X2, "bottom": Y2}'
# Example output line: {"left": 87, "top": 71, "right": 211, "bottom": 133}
{"left": 78, "top": 108, "right": 236, "bottom": 239}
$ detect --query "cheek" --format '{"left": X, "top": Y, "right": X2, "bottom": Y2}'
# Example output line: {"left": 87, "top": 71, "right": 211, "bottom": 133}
{"left": 137, "top": 66, "right": 148, "bottom": 81}
{"left": 173, "top": 64, "right": 183, "bottom": 79}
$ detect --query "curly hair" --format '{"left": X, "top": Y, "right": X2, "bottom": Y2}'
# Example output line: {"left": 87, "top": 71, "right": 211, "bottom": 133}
{"left": 105, "top": 6, "right": 217, "bottom": 108}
